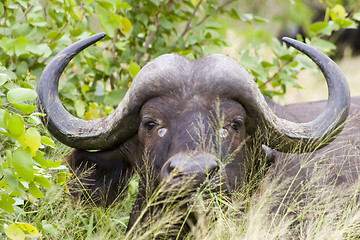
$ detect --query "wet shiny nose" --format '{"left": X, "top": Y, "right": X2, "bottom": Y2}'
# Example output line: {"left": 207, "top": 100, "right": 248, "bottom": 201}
{"left": 161, "top": 152, "right": 219, "bottom": 184}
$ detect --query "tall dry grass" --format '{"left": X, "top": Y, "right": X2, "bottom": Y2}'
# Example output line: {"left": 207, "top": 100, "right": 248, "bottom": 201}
{"left": 23, "top": 114, "right": 360, "bottom": 240}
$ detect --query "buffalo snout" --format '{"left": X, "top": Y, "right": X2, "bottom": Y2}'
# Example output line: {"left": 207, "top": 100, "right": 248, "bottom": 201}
{"left": 160, "top": 152, "right": 219, "bottom": 187}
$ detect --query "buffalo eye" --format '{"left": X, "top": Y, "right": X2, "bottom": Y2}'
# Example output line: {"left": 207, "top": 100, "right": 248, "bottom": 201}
{"left": 144, "top": 121, "right": 157, "bottom": 133}
{"left": 230, "top": 121, "right": 242, "bottom": 132}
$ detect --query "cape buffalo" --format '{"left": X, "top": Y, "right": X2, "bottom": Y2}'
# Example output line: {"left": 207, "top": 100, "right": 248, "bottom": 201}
{"left": 36, "top": 33, "right": 359, "bottom": 230}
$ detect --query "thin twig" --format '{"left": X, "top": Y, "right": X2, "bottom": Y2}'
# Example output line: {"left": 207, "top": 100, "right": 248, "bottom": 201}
{"left": 136, "top": 1, "right": 168, "bottom": 64}
{"left": 195, "top": 0, "right": 236, "bottom": 29}
{"left": 110, "top": 28, "right": 120, "bottom": 90}
{"left": 75, "top": 7, "right": 86, "bottom": 29}
{"left": 180, "top": 0, "right": 204, "bottom": 38}
{"left": 167, "top": 0, "right": 175, "bottom": 11}
{"left": 19, "top": 3, "right": 33, "bottom": 24}
{"left": 258, "top": 56, "right": 295, "bottom": 89}
{"left": 29, "top": 21, "right": 69, "bottom": 71}
{"left": 170, "top": 0, "right": 236, "bottom": 52}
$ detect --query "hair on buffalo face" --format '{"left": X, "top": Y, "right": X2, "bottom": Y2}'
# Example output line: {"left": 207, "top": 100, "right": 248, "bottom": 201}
{"left": 37, "top": 33, "right": 351, "bottom": 233}
{"left": 66, "top": 141, "right": 137, "bottom": 206}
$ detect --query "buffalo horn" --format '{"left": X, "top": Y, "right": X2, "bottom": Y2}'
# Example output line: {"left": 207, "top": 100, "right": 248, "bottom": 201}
{"left": 253, "top": 37, "right": 350, "bottom": 152}
{"left": 37, "top": 33, "right": 189, "bottom": 150}
{"left": 37, "top": 34, "right": 350, "bottom": 153}
{"left": 37, "top": 33, "right": 138, "bottom": 150}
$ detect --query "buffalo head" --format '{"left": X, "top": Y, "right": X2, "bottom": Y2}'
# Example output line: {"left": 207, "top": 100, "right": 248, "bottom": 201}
{"left": 36, "top": 33, "right": 350, "bottom": 229}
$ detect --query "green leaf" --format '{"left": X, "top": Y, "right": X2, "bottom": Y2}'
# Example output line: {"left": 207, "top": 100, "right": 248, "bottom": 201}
{"left": 98, "top": 8, "right": 114, "bottom": 37}
{"left": 272, "top": 37, "right": 293, "bottom": 59}
{"left": 261, "top": 61, "right": 276, "bottom": 68}
{"left": 104, "top": 88, "right": 127, "bottom": 106}
{"left": 41, "top": 136, "right": 56, "bottom": 147}
{"left": 12, "top": 23, "right": 33, "bottom": 38}
{"left": 158, "top": 16, "right": 173, "bottom": 30}
{"left": 17, "top": 0, "right": 28, "bottom": 8}
{"left": 240, "top": 49, "right": 267, "bottom": 80}
{"left": 36, "top": 44, "right": 52, "bottom": 58}
{"left": 81, "top": 84, "right": 90, "bottom": 100}
{"left": 0, "top": 73, "right": 9, "bottom": 85}
{"left": 0, "top": 194, "right": 16, "bottom": 213}
{"left": 53, "top": 159, "right": 62, "bottom": 168}
{"left": 208, "top": 6, "right": 217, "bottom": 19}
{"left": 16, "top": 61, "right": 28, "bottom": 76}
{"left": 120, "top": 17, "right": 132, "bottom": 36}
{"left": 334, "top": 18, "right": 354, "bottom": 28}
{"left": 98, "top": 8, "right": 121, "bottom": 38}
{"left": 5, "top": 223, "right": 25, "bottom": 240}
{"left": 309, "top": 22, "right": 328, "bottom": 33}
{"left": 0, "top": 109, "right": 9, "bottom": 129}
{"left": 25, "top": 128, "right": 41, "bottom": 156}
{"left": 7, "top": 114, "right": 25, "bottom": 137}
{"left": 14, "top": 36, "right": 28, "bottom": 56}
{"left": 16, "top": 222, "right": 41, "bottom": 236}
{"left": 33, "top": 151, "right": 51, "bottom": 169}
{"left": 0, "top": 3, "right": 4, "bottom": 17}
{"left": 42, "top": 221, "right": 59, "bottom": 234}
{"left": 3, "top": 168, "right": 19, "bottom": 191}
{"left": 203, "top": 29, "right": 220, "bottom": 40}
{"left": 294, "top": 54, "right": 317, "bottom": 71}
{"left": 115, "top": 41, "right": 128, "bottom": 51}
{"left": 12, "top": 103, "right": 37, "bottom": 114}
{"left": 29, "top": 182, "right": 44, "bottom": 198}
{"left": 7, "top": 88, "right": 37, "bottom": 103}
{"left": 12, "top": 148, "right": 34, "bottom": 182}
{"left": 228, "top": 8, "right": 242, "bottom": 20}
{"left": 97, "top": 0, "right": 115, "bottom": 11}
{"left": 57, "top": 172, "right": 67, "bottom": 185}
{"left": 312, "top": 38, "right": 336, "bottom": 54}
{"left": 34, "top": 175, "right": 51, "bottom": 188}
{"left": 70, "top": 29, "right": 83, "bottom": 37}
{"left": 254, "top": 16, "right": 268, "bottom": 23}
{"left": 29, "top": 114, "right": 42, "bottom": 125}
{"left": 129, "top": 61, "right": 140, "bottom": 79}
{"left": 0, "top": 37, "right": 14, "bottom": 56}
{"left": 330, "top": 4, "right": 346, "bottom": 20}
{"left": 75, "top": 99, "right": 86, "bottom": 118}
{"left": 116, "top": 0, "right": 131, "bottom": 9}
{"left": 48, "top": 7, "right": 64, "bottom": 23}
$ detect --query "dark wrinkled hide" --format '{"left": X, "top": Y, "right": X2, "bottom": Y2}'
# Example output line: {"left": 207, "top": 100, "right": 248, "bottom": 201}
{"left": 68, "top": 96, "right": 360, "bottom": 231}
{"left": 268, "top": 97, "right": 360, "bottom": 204}
{"left": 37, "top": 34, "right": 353, "bottom": 237}
{"left": 68, "top": 96, "right": 247, "bottom": 230}
{"left": 67, "top": 137, "right": 138, "bottom": 205}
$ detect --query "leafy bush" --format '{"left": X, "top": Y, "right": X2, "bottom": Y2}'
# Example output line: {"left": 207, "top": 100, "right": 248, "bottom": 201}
{"left": 0, "top": 0, "right": 359, "bottom": 239}
{"left": 0, "top": 0, "right": 262, "bottom": 238}
{"left": 237, "top": 1, "right": 360, "bottom": 97}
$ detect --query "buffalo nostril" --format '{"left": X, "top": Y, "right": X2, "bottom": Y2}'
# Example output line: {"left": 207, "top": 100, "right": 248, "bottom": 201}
{"left": 168, "top": 162, "right": 184, "bottom": 178}
{"left": 161, "top": 152, "right": 220, "bottom": 182}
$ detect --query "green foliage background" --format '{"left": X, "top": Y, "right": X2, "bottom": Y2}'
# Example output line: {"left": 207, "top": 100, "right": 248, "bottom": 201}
{"left": 0, "top": 0, "right": 359, "bottom": 238}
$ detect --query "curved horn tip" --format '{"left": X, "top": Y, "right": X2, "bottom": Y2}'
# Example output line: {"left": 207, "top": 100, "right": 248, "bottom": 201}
{"left": 93, "top": 32, "right": 107, "bottom": 40}
{"left": 281, "top": 37, "right": 308, "bottom": 51}
{"left": 78, "top": 32, "right": 107, "bottom": 46}
{"left": 281, "top": 36, "right": 295, "bottom": 43}
{"left": 84, "top": 32, "right": 107, "bottom": 44}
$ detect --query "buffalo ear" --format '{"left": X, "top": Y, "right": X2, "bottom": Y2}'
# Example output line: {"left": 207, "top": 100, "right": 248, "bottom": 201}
{"left": 67, "top": 148, "right": 134, "bottom": 206}
{"left": 261, "top": 145, "right": 275, "bottom": 165}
